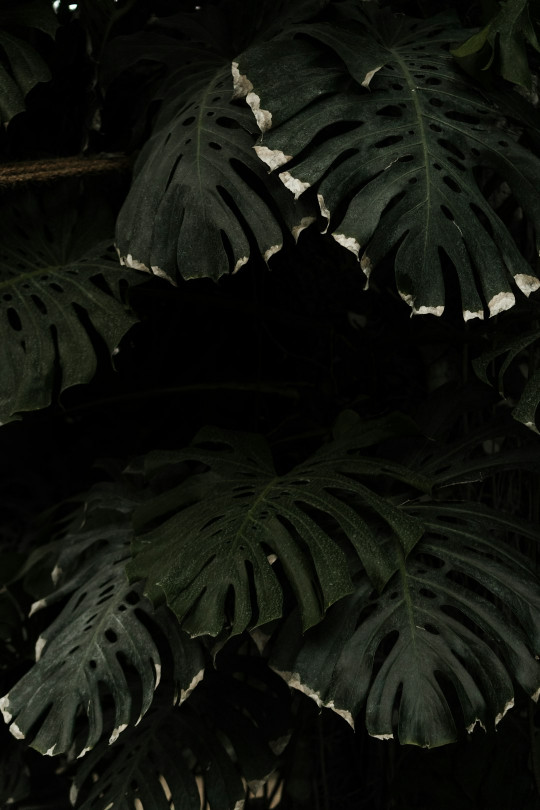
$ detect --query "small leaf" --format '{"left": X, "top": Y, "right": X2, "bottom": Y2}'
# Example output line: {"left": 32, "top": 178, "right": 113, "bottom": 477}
{"left": 0, "top": 186, "right": 143, "bottom": 423}
{"left": 0, "top": 0, "right": 57, "bottom": 126}
{"left": 473, "top": 305, "right": 540, "bottom": 432}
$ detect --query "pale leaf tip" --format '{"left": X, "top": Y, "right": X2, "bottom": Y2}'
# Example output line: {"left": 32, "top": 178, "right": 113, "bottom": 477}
{"left": 29, "top": 598, "right": 47, "bottom": 617}
{"left": 254, "top": 145, "right": 291, "bottom": 172}
{"left": 488, "top": 291, "right": 515, "bottom": 317}
{"left": 292, "top": 216, "right": 316, "bottom": 242}
{"left": 463, "top": 309, "right": 484, "bottom": 322}
{"left": 35, "top": 636, "right": 46, "bottom": 662}
{"left": 514, "top": 273, "right": 540, "bottom": 297}
{"left": 108, "top": 723, "right": 128, "bottom": 745}
{"left": 495, "top": 697, "right": 514, "bottom": 725}
{"left": 10, "top": 722, "right": 25, "bottom": 740}
{"left": 246, "top": 91, "right": 272, "bottom": 133}
{"left": 231, "top": 61, "right": 252, "bottom": 99}
{"left": 179, "top": 668, "right": 205, "bottom": 705}
{"left": 332, "top": 232, "right": 360, "bottom": 259}
{"left": 233, "top": 255, "right": 249, "bottom": 274}
{"left": 362, "top": 65, "right": 384, "bottom": 88}
{"left": 317, "top": 193, "right": 331, "bottom": 233}
{"left": 0, "top": 695, "right": 12, "bottom": 724}
{"left": 412, "top": 305, "right": 444, "bottom": 317}
{"left": 263, "top": 244, "right": 282, "bottom": 263}
{"left": 278, "top": 170, "right": 310, "bottom": 199}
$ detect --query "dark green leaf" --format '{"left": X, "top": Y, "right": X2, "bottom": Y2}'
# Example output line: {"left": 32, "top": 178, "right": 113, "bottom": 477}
{"left": 0, "top": 490, "right": 205, "bottom": 757}
{"left": 115, "top": 19, "right": 315, "bottom": 282}
{"left": 0, "top": 188, "right": 143, "bottom": 423}
{"left": 128, "top": 424, "right": 427, "bottom": 638}
{"left": 271, "top": 501, "right": 540, "bottom": 747}
{"left": 236, "top": 9, "right": 540, "bottom": 318}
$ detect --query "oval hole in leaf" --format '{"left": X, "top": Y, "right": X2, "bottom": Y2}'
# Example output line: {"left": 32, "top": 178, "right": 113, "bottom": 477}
{"left": 437, "top": 139, "right": 466, "bottom": 160}
{"left": 7, "top": 308, "right": 22, "bottom": 331}
{"left": 374, "top": 135, "right": 404, "bottom": 148}
{"left": 376, "top": 105, "right": 403, "bottom": 118}
{"left": 445, "top": 110, "right": 481, "bottom": 125}
{"left": 31, "top": 295, "right": 47, "bottom": 315}
{"left": 443, "top": 176, "right": 462, "bottom": 193}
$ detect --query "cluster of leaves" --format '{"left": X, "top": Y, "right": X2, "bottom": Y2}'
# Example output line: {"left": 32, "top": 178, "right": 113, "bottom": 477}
{"left": 1, "top": 0, "right": 540, "bottom": 808}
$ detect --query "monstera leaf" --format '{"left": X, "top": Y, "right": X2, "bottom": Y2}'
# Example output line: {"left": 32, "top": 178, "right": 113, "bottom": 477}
{"left": 0, "top": 187, "right": 142, "bottom": 424}
{"left": 270, "top": 500, "right": 540, "bottom": 747}
{"left": 473, "top": 302, "right": 540, "bottom": 432}
{"left": 0, "top": 488, "right": 205, "bottom": 757}
{"left": 115, "top": 7, "right": 316, "bottom": 283}
{"left": 235, "top": 6, "right": 540, "bottom": 318}
{"left": 128, "top": 423, "right": 428, "bottom": 639}
{"left": 0, "top": 0, "right": 57, "bottom": 125}
{"left": 72, "top": 660, "right": 290, "bottom": 810}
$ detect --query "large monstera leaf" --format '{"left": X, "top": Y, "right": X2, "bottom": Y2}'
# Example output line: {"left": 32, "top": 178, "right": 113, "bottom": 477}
{"left": 72, "top": 660, "right": 290, "bottom": 810}
{"left": 270, "top": 501, "right": 540, "bottom": 747}
{"left": 0, "top": 188, "right": 142, "bottom": 424}
{"left": 235, "top": 6, "right": 540, "bottom": 318}
{"left": 115, "top": 20, "right": 315, "bottom": 283}
{"left": 128, "top": 423, "right": 428, "bottom": 639}
{"left": 0, "top": 488, "right": 205, "bottom": 757}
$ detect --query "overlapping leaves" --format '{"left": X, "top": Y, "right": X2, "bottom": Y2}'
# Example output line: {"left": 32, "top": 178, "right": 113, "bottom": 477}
{"left": 128, "top": 420, "right": 428, "bottom": 639}
{"left": 0, "top": 486, "right": 205, "bottom": 757}
{"left": 72, "top": 660, "right": 290, "bottom": 810}
{"left": 270, "top": 500, "right": 540, "bottom": 747}
{"left": 236, "top": 6, "right": 540, "bottom": 318}
{"left": 114, "top": 4, "right": 316, "bottom": 283}
{"left": 452, "top": 0, "right": 540, "bottom": 89}
{"left": 0, "top": 186, "right": 142, "bottom": 424}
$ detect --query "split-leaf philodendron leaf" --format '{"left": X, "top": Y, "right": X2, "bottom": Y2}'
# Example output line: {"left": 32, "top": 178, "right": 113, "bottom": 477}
{"left": 115, "top": 12, "right": 315, "bottom": 283}
{"left": 0, "top": 187, "right": 142, "bottom": 424}
{"left": 0, "top": 489, "right": 205, "bottom": 757}
{"left": 235, "top": 6, "right": 540, "bottom": 319}
{"left": 128, "top": 423, "right": 429, "bottom": 638}
{"left": 270, "top": 501, "right": 540, "bottom": 747}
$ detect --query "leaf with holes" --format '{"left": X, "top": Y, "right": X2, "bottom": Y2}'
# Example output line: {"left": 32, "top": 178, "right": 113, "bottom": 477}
{"left": 0, "top": 0, "right": 57, "bottom": 125}
{"left": 270, "top": 500, "right": 540, "bottom": 747}
{"left": 115, "top": 14, "right": 316, "bottom": 283}
{"left": 128, "top": 423, "right": 428, "bottom": 639}
{"left": 0, "top": 489, "right": 205, "bottom": 757}
{"left": 0, "top": 187, "right": 142, "bottom": 424}
{"left": 72, "top": 659, "right": 290, "bottom": 810}
{"left": 235, "top": 7, "right": 540, "bottom": 319}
